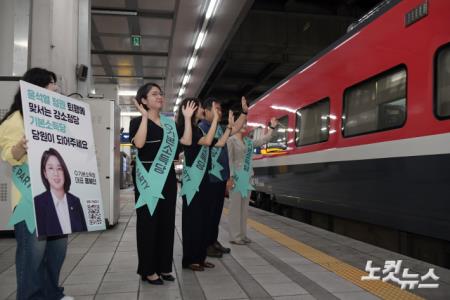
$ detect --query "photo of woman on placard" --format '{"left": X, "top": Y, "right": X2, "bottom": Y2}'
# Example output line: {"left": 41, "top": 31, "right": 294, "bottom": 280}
{"left": 34, "top": 147, "right": 87, "bottom": 236}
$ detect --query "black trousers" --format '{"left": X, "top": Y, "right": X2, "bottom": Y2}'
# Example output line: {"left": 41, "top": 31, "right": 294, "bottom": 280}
{"left": 204, "top": 180, "right": 227, "bottom": 246}
{"left": 132, "top": 166, "right": 176, "bottom": 276}
{"left": 181, "top": 178, "right": 209, "bottom": 267}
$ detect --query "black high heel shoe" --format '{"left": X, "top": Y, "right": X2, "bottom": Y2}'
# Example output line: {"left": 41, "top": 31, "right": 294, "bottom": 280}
{"left": 141, "top": 275, "right": 164, "bottom": 285}
{"left": 160, "top": 274, "right": 175, "bottom": 281}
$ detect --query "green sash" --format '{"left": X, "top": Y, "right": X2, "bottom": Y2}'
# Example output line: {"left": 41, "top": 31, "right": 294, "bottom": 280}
{"left": 209, "top": 126, "right": 224, "bottom": 180}
{"left": 135, "top": 115, "right": 179, "bottom": 215}
{"left": 232, "top": 137, "right": 255, "bottom": 198}
{"left": 181, "top": 146, "right": 209, "bottom": 205}
{"left": 7, "top": 163, "right": 36, "bottom": 233}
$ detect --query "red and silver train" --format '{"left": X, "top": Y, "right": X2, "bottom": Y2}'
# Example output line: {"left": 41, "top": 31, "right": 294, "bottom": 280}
{"left": 247, "top": 0, "right": 450, "bottom": 262}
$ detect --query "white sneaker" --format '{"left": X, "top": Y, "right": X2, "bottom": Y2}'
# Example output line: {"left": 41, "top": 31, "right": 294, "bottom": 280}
{"left": 61, "top": 296, "right": 75, "bottom": 300}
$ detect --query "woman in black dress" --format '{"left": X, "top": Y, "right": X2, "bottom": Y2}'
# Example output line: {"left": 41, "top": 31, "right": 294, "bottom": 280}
{"left": 130, "top": 83, "right": 196, "bottom": 284}
{"left": 176, "top": 97, "right": 233, "bottom": 271}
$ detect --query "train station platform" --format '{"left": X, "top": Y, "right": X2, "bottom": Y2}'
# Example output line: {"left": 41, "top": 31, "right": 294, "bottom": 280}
{"left": 0, "top": 189, "right": 449, "bottom": 300}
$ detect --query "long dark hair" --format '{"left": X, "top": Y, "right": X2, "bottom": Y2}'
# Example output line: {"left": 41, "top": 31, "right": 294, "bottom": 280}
{"left": 0, "top": 68, "right": 56, "bottom": 125}
{"left": 176, "top": 97, "right": 201, "bottom": 134}
{"left": 40, "top": 148, "right": 71, "bottom": 193}
{"left": 135, "top": 82, "right": 162, "bottom": 111}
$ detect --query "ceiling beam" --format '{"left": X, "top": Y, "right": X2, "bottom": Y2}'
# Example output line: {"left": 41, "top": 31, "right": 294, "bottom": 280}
{"left": 91, "top": 20, "right": 115, "bottom": 83}
{"left": 93, "top": 75, "right": 165, "bottom": 80}
{"left": 91, "top": 50, "right": 168, "bottom": 57}
{"left": 92, "top": 64, "right": 166, "bottom": 70}
{"left": 91, "top": 7, "right": 174, "bottom": 19}
{"left": 91, "top": 32, "right": 170, "bottom": 40}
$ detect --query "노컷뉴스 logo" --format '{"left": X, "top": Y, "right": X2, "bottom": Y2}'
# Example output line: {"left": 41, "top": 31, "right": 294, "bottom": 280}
{"left": 361, "top": 260, "right": 439, "bottom": 290}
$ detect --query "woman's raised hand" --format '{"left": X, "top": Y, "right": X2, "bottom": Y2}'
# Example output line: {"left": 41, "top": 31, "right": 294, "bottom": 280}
{"left": 241, "top": 96, "right": 249, "bottom": 113}
{"left": 182, "top": 101, "right": 197, "bottom": 119}
{"left": 133, "top": 98, "right": 148, "bottom": 118}
{"left": 228, "top": 110, "right": 235, "bottom": 128}
{"left": 213, "top": 103, "right": 220, "bottom": 121}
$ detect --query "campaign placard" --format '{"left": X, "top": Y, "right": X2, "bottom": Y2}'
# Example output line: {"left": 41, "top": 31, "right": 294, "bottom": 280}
{"left": 20, "top": 81, "right": 106, "bottom": 237}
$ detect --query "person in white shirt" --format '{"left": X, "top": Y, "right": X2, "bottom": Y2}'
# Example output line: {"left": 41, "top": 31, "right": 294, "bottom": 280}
{"left": 226, "top": 117, "right": 278, "bottom": 244}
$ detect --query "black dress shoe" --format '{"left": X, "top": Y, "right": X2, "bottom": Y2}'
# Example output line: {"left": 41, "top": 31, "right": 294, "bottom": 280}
{"left": 161, "top": 274, "right": 175, "bottom": 281}
{"left": 214, "top": 241, "right": 231, "bottom": 253}
{"left": 142, "top": 276, "right": 164, "bottom": 285}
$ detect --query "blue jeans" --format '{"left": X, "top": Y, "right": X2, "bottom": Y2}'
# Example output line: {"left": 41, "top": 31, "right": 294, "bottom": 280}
{"left": 15, "top": 221, "right": 68, "bottom": 300}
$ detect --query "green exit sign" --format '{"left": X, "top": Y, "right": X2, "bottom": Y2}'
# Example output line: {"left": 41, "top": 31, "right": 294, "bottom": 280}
{"left": 131, "top": 35, "right": 141, "bottom": 47}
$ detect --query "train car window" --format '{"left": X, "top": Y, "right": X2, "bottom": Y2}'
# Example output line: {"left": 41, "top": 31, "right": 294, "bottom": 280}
{"left": 249, "top": 126, "right": 261, "bottom": 140}
{"left": 343, "top": 66, "right": 406, "bottom": 137}
{"left": 266, "top": 115, "right": 288, "bottom": 150}
{"left": 295, "top": 98, "right": 330, "bottom": 146}
{"left": 435, "top": 44, "right": 450, "bottom": 118}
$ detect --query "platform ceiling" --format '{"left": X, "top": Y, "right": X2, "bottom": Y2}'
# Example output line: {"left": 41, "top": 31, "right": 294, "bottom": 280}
{"left": 91, "top": 0, "right": 382, "bottom": 112}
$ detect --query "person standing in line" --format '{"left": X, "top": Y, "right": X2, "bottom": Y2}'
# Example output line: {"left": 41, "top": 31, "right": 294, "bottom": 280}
{"left": 199, "top": 97, "right": 248, "bottom": 257}
{"left": 176, "top": 97, "right": 234, "bottom": 271}
{"left": 130, "top": 83, "right": 196, "bottom": 284}
{"left": 227, "top": 117, "right": 278, "bottom": 244}
{"left": 0, "top": 68, "right": 74, "bottom": 300}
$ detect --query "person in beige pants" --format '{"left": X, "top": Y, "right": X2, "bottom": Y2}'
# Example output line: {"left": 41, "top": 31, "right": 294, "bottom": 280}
{"left": 226, "top": 117, "right": 278, "bottom": 244}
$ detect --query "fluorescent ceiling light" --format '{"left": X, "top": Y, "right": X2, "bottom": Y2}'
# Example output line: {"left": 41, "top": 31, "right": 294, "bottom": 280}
{"left": 14, "top": 41, "right": 28, "bottom": 48}
{"left": 205, "top": 0, "right": 220, "bottom": 20}
{"left": 187, "top": 56, "right": 197, "bottom": 71}
{"left": 178, "top": 87, "right": 185, "bottom": 97}
{"left": 173, "top": 106, "right": 179, "bottom": 112}
{"left": 118, "top": 90, "right": 136, "bottom": 96}
{"left": 121, "top": 112, "right": 141, "bottom": 117}
{"left": 174, "top": 0, "right": 220, "bottom": 108}
{"left": 194, "top": 31, "right": 207, "bottom": 50}
{"left": 176, "top": 97, "right": 182, "bottom": 105}
{"left": 182, "top": 74, "right": 190, "bottom": 86}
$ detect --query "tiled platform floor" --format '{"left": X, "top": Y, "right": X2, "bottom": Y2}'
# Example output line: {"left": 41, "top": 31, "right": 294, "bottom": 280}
{"left": 0, "top": 189, "right": 449, "bottom": 299}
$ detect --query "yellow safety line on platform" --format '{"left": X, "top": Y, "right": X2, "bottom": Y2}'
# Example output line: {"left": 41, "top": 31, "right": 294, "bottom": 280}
{"left": 223, "top": 208, "right": 423, "bottom": 300}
